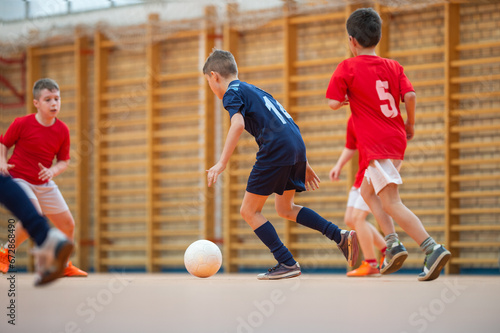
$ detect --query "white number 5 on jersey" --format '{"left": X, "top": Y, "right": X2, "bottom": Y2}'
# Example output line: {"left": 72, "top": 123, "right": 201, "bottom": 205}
{"left": 376, "top": 80, "right": 398, "bottom": 118}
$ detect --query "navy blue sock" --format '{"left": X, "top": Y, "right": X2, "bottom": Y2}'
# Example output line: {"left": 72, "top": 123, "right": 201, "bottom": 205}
{"left": 0, "top": 175, "right": 50, "bottom": 246}
{"left": 296, "top": 207, "right": 342, "bottom": 244}
{"left": 254, "top": 221, "right": 296, "bottom": 266}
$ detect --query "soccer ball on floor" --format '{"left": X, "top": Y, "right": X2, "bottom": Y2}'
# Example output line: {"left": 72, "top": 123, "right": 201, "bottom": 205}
{"left": 184, "top": 240, "right": 222, "bottom": 278}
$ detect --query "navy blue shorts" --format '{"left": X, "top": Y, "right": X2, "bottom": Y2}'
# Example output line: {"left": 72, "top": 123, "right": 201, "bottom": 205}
{"left": 246, "top": 161, "right": 307, "bottom": 196}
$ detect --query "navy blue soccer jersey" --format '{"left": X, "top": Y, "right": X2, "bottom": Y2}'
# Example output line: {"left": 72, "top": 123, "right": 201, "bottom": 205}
{"left": 223, "top": 80, "right": 306, "bottom": 166}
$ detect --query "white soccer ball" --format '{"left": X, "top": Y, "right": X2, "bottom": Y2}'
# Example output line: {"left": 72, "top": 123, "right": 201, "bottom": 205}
{"left": 184, "top": 240, "right": 222, "bottom": 278}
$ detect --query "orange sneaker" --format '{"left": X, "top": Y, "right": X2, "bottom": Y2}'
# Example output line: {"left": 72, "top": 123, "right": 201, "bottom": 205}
{"left": 347, "top": 261, "right": 381, "bottom": 277}
{"left": 0, "top": 248, "right": 10, "bottom": 274}
{"left": 63, "top": 261, "right": 88, "bottom": 277}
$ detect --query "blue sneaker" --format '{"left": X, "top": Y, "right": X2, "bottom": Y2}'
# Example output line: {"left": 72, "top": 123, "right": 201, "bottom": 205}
{"left": 418, "top": 245, "right": 451, "bottom": 281}
{"left": 380, "top": 240, "right": 408, "bottom": 275}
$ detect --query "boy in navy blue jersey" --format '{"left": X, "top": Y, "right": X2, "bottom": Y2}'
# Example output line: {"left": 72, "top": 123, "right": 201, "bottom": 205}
{"left": 203, "top": 49, "right": 359, "bottom": 279}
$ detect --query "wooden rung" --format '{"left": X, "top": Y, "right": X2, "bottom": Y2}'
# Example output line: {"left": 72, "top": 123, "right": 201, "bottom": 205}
{"left": 387, "top": 46, "right": 444, "bottom": 58}
{"left": 153, "top": 114, "right": 202, "bottom": 124}
{"left": 102, "top": 132, "right": 147, "bottom": 142}
{"left": 451, "top": 56, "right": 500, "bottom": 67}
{"left": 153, "top": 200, "right": 199, "bottom": 208}
{"left": 403, "top": 176, "right": 444, "bottom": 184}
{"left": 411, "top": 209, "right": 445, "bottom": 216}
{"left": 100, "top": 230, "right": 146, "bottom": 238}
{"left": 451, "top": 74, "right": 500, "bottom": 84}
{"left": 101, "top": 159, "right": 148, "bottom": 169}
{"left": 33, "top": 44, "right": 74, "bottom": 56}
{"left": 248, "top": 78, "right": 283, "bottom": 86}
{"left": 289, "top": 11, "right": 346, "bottom": 25}
{"left": 154, "top": 128, "right": 200, "bottom": 139}
{"left": 294, "top": 57, "right": 344, "bottom": 68}
{"left": 451, "top": 225, "right": 500, "bottom": 231}
{"left": 290, "top": 89, "right": 326, "bottom": 98}
{"left": 101, "top": 104, "right": 145, "bottom": 115}
{"left": 156, "top": 71, "right": 200, "bottom": 82}
{"left": 451, "top": 241, "right": 500, "bottom": 248}
{"left": 451, "top": 208, "right": 500, "bottom": 215}
{"left": 230, "top": 228, "right": 258, "bottom": 236}
{"left": 450, "top": 258, "right": 499, "bottom": 265}
{"left": 290, "top": 242, "right": 339, "bottom": 250}
{"left": 153, "top": 185, "right": 202, "bottom": 194}
{"left": 101, "top": 174, "right": 146, "bottom": 183}
{"left": 451, "top": 107, "right": 500, "bottom": 117}
{"left": 395, "top": 225, "right": 444, "bottom": 233}
{"left": 234, "top": 258, "right": 276, "bottom": 266}
{"left": 290, "top": 73, "right": 332, "bottom": 83}
{"left": 451, "top": 157, "right": 500, "bottom": 166}
{"left": 101, "top": 216, "right": 146, "bottom": 224}
{"left": 405, "top": 144, "right": 444, "bottom": 152}
{"left": 451, "top": 141, "right": 500, "bottom": 149}
{"left": 99, "top": 118, "right": 146, "bottom": 128}
{"left": 153, "top": 142, "right": 203, "bottom": 152}
{"left": 451, "top": 190, "right": 500, "bottom": 198}
{"left": 456, "top": 40, "right": 500, "bottom": 51}
{"left": 400, "top": 160, "right": 445, "bottom": 168}
{"left": 416, "top": 95, "right": 444, "bottom": 103}
{"left": 100, "top": 258, "right": 146, "bottom": 266}
{"left": 400, "top": 192, "right": 445, "bottom": 199}
{"left": 302, "top": 133, "right": 345, "bottom": 143}
{"left": 153, "top": 258, "right": 185, "bottom": 265}
{"left": 154, "top": 244, "right": 191, "bottom": 251}
{"left": 101, "top": 188, "right": 146, "bottom": 196}
{"left": 101, "top": 90, "right": 147, "bottom": 101}
{"left": 295, "top": 118, "right": 347, "bottom": 128}
{"left": 230, "top": 243, "right": 267, "bottom": 250}
{"left": 404, "top": 62, "right": 445, "bottom": 71}
{"left": 451, "top": 174, "right": 500, "bottom": 182}
{"left": 413, "top": 127, "right": 444, "bottom": 135}
{"left": 411, "top": 79, "right": 445, "bottom": 88}
{"left": 154, "top": 171, "right": 202, "bottom": 180}
{"left": 105, "top": 77, "right": 147, "bottom": 87}
{"left": 414, "top": 111, "right": 444, "bottom": 119}
{"left": 238, "top": 63, "right": 283, "bottom": 74}
{"left": 153, "top": 229, "right": 201, "bottom": 236}
{"left": 154, "top": 100, "right": 200, "bottom": 109}
{"left": 154, "top": 157, "right": 202, "bottom": 167}
{"left": 290, "top": 104, "right": 335, "bottom": 113}
{"left": 153, "top": 85, "right": 199, "bottom": 95}
{"left": 101, "top": 202, "right": 145, "bottom": 210}
{"left": 101, "top": 244, "right": 145, "bottom": 251}
{"left": 451, "top": 91, "right": 500, "bottom": 100}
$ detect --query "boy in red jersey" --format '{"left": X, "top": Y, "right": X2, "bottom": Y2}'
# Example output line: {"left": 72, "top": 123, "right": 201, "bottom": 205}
{"left": 326, "top": 8, "right": 450, "bottom": 281}
{"left": 330, "top": 116, "right": 387, "bottom": 277}
{"left": 0, "top": 78, "right": 86, "bottom": 277}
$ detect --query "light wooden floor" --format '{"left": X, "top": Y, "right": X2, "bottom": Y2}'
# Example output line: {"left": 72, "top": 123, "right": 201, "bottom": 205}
{"left": 0, "top": 273, "right": 499, "bottom": 333}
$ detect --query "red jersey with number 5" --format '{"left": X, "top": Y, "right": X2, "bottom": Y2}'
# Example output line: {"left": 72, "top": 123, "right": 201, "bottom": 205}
{"left": 326, "top": 55, "right": 414, "bottom": 161}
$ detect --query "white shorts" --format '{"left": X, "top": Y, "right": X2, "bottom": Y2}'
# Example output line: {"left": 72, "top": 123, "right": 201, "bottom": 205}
{"left": 13, "top": 178, "right": 69, "bottom": 215}
{"left": 365, "top": 159, "right": 403, "bottom": 195}
{"left": 347, "top": 187, "right": 370, "bottom": 212}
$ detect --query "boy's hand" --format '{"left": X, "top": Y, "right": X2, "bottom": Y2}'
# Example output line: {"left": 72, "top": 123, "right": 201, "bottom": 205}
{"left": 305, "top": 162, "right": 320, "bottom": 191}
{"left": 206, "top": 162, "right": 226, "bottom": 187}
{"left": 405, "top": 122, "right": 415, "bottom": 140}
{"left": 38, "top": 163, "right": 54, "bottom": 182}
{"left": 0, "top": 162, "right": 14, "bottom": 176}
{"left": 329, "top": 165, "right": 342, "bottom": 181}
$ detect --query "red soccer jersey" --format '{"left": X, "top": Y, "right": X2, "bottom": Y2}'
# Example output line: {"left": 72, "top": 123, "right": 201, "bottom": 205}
{"left": 345, "top": 116, "right": 367, "bottom": 188}
{"left": 326, "top": 55, "right": 414, "bottom": 161}
{"left": 1, "top": 114, "right": 70, "bottom": 185}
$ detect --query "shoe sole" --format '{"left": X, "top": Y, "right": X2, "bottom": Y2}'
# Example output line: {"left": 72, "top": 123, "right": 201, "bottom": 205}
{"left": 35, "top": 241, "right": 74, "bottom": 287}
{"left": 380, "top": 251, "right": 408, "bottom": 275}
{"left": 257, "top": 271, "right": 301, "bottom": 280}
{"left": 348, "top": 231, "right": 359, "bottom": 267}
{"left": 418, "top": 251, "right": 451, "bottom": 282}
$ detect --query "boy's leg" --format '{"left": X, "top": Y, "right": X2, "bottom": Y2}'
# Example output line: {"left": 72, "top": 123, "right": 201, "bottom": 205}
{"left": 45, "top": 210, "right": 75, "bottom": 241}
{"left": 360, "top": 178, "right": 395, "bottom": 236}
{"left": 14, "top": 198, "right": 42, "bottom": 248}
{"left": 241, "top": 191, "right": 300, "bottom": 280}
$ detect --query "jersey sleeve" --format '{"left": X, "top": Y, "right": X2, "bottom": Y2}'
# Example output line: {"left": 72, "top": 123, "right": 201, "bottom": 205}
{"left": 399, "top": 64, "right": 415, "bottom": 101}
{"left": 223, "top": 87, "right": 245, "bottom": 119}
{"left": 326, "top": 61, "right": 349, "bottom": 102}
{"left": 345, "top": 117, "right": 357, "bottom": 150}
{"left": 0, "top": 118, "right": 21, "bottom": 148}
{"left": 56, "top": 123, "right": 71, "bottom": 161}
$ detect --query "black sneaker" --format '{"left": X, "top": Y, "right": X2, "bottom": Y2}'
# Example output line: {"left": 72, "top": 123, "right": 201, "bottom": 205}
{"left": 418, "top": 245, "right": 451, "bottom": 281}
{"left": 337, "top": 230, "right": 359, "bottom": 267}
{"left": 257, "top": 262, "right": 301, "bottom": 280}
{"left": 380, "top": 240, "right": 408, "bottom": 275}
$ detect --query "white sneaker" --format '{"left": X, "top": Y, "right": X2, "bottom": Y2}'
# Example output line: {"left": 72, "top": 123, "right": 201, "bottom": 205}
{"left": 33, "top": 228, "right": 74, "bottom": 286}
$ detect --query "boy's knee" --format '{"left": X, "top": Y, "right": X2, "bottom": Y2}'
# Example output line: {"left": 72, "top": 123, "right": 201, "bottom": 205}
{"left": 276, "top": 207, "right": 293, "bottom": 221}
{"left": 239, "top": 205, "right": 253, "bottom": 222}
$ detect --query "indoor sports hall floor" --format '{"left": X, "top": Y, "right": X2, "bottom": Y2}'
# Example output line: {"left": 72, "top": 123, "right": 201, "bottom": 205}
{"left": 1, "top": 273, "right": 498, "bottom": 333}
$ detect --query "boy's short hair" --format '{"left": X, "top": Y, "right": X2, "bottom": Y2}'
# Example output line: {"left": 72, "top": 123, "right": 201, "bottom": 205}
{"left": 346, "top": 8, "right": 382, "bottom": 48}
{"left": 202, "top": 49, "right": 238, "bottom": 78}
{"left": 33, "top": 78, "right": 60, "bottom": 99}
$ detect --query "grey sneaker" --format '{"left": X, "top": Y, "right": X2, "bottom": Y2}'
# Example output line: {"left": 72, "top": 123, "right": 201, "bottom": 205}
{"left": 380, "top": 240, "right": 408, "bottom": 275}
{"left": 257, "top": 262, "right": 301, "bottom": 280}
{"left": 33, "top": 228, "right": 74, "bottom": 286}
{"left": 418, "top": 244, "right": 451, "bottom": 281}
{"left": 337, "top": 230, "right": 359, "bottom": 267}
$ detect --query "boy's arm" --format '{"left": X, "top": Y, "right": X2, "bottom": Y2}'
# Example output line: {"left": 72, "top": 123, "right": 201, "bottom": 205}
{"left": 329, "top": 147, "right": 356, "bottom": 181}
{"left": 403, "top": 91, "right": 416, "bottom": 140}
{"left": 327, "top": 97, "right": 349, "bottom": 111}
{"left": 206, "top": 112, "right": 245, "bottom": 187}
{"left": 0, "top": 143, "right": 14, "bottom": 176}
{"left": 38, "top": 160, "right": 69, "bottom": 182}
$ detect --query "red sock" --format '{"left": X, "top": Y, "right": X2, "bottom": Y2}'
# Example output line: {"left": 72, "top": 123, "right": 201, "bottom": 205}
{"left": 381, "top": 247, "right": 387, "bottom": 256}
{"left": 366, "top": 259, "right": 378, "bottom": 267}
